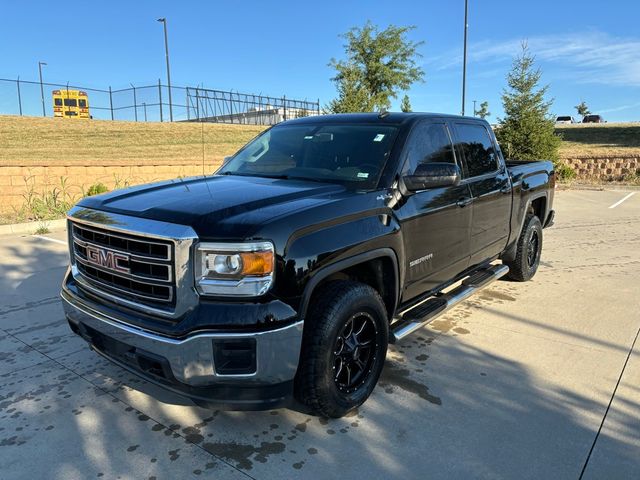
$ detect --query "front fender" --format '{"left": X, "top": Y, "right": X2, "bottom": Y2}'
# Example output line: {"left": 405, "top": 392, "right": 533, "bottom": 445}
{"left": 274, "top": 212, "right": 404, "bottom": 318}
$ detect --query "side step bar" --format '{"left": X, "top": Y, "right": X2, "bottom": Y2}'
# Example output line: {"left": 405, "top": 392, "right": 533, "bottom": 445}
{"left": 390, "top": 264, "right": 510, "bottom": 343}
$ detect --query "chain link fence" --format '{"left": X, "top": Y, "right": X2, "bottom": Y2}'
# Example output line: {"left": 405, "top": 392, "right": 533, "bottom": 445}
{"left": 0, "top": 77, "right": 320, "bottom": 124}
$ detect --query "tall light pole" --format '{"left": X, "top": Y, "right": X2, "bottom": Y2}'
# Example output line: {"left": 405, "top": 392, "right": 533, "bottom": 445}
{"left": 38, "top": 61, "right": 47, "bottom": 117}
{"left": 157, "top": 18, "right": 173, "bottom": 122}
{"left": 473, "top": 100, "right": 477, "bottom": 117}
{"left": 461, "top": 0, "right": 469, "bottom": 116}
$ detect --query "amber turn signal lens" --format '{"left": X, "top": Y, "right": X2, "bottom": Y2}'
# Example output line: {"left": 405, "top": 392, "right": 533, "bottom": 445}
{"left": 240, "top": 251, "right": 274, "bottom": 276}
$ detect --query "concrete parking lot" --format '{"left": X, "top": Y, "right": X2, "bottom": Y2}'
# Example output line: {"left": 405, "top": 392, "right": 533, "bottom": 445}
{"left": 0, "top": 188, "right": 638, "bottom": 479}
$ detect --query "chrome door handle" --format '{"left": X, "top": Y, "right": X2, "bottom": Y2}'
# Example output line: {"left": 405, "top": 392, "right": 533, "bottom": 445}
{"left": 456, "top": 198, "right": 473, "bottom": 208}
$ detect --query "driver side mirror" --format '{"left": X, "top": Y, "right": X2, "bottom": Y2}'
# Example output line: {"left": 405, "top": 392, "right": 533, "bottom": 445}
{"left": 402, "top": 162, "right": 461, "bottom": 192}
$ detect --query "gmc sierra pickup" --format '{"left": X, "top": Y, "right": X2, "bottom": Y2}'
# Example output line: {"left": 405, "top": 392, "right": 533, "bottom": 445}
{"left": 61, "top": 113, "right": 555, "bottom": 418}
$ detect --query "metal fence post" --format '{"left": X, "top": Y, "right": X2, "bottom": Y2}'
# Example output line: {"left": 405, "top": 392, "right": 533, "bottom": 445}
{"left": 143, "top": 102, "right": 148, "bottom": 122}
{"left": 158, "top": 79, "right": 163, "bottom": 122}
{"left": 16, "top": 77, "right": 23, "bottom": 116}
{"left": 109, "top": 86, "right": 114, "bottom": 120}
{"left": 186, "top": 88, "right": 190, "bottom": 121}
{"left": 317, "top": 98, "right": 320, "bottom": 116}
{"left": 131, "top": 84, "right": 138, "bottom": 122}
{"left": 195, "top": 87, "right": 200, "bottom": 120}
{"left": 283, "top": 95, "right": 286, "bottom": 121}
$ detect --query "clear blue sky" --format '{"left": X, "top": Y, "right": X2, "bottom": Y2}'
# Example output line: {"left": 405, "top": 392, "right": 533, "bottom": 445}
{"left": 1, "top": 0, "right": 639, "bottom": 121}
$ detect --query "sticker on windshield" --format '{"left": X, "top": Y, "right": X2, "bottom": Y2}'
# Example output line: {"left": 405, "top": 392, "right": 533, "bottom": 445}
{"left": 357, "top": 172, "right": 370, "bottom": 178}
{"left": 373, "top": 134, "right": 385, "bottom": 142}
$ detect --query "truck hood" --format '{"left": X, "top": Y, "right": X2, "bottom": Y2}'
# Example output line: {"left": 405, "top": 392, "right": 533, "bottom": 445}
{"left": 76, "top": 174, "right": 348, "bottom": 239}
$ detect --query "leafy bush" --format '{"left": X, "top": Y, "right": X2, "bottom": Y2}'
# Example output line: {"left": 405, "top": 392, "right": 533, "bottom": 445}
{"left": 86, "top": 183, "right": 109, "bottom": 196}
{"left": 555, "top": 162, "right": 576, "bottom": 182}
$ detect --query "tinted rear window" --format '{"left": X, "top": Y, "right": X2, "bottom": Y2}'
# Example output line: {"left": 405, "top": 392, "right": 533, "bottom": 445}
{"left": 454, "top": 123, "right": 498, "bottom": 178}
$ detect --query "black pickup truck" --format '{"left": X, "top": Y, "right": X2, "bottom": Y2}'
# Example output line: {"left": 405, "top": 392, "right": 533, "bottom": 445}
{"left": 61, "top": 113, "right": 555, "bottom": 417}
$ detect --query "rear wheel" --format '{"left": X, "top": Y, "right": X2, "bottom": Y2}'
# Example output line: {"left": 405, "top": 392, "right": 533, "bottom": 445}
{"left": 295, "top": 280, "right": 388, "bottom": 418}
{"left": 504, "top": 214, "right": 543, "bottom": 281}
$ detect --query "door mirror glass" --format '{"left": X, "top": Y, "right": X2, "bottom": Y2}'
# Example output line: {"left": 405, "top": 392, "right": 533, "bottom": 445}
{"left": 402, "top": 162, "right": 461, "bottom": 191}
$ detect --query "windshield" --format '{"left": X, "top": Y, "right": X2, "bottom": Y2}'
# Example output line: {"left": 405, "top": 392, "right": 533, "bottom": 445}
{"left": 218, "top": 123, "right": 399, "bottom": 189}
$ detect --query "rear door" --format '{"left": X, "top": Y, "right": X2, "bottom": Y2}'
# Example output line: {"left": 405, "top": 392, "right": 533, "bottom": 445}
{"left": 451, "top": 121, "right": 512, "bottom": 266}
{"left": 396, "top": 119, "right": 473, "bottom": 301}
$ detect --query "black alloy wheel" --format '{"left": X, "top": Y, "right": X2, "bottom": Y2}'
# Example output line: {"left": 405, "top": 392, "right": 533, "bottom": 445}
{"left": 333, "top": 312, "right": 379, "bottom": 394}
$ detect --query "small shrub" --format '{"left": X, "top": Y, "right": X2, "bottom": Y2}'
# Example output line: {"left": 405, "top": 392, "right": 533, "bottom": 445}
{"left": 86, "top": 183, "right": 109, "bottom": 196}
{"left": 555, "top": 162, "right": 576, "bottom": 182}
{"left": 622, "top": 169, "right": 640, "bottom": 185}
{"left": 34, "top": 225, "right": 50, "bottom": 235}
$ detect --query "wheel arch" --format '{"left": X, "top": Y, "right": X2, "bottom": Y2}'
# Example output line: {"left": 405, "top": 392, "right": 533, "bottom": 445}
{"left": 299, "top": 248, "right": 400, "bottom": 322}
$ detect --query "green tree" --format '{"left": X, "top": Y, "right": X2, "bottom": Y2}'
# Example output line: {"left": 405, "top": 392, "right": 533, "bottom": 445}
{"left": 496, "top": 43, "right": 561, "bottom": 164}
{"left": 575, "top": 100, "right": 590, "bottom": 117}
{"left": 476, "top": 101, "right": 490, "bottom": 119}
{"left": 328, "top": 22, "right": 425, "bottom": 113}
{"left": 400, "top": 94, "right": 412, "bottom": 112}
{"left": 327, "top": 65, "right": 373, "bottom": 113}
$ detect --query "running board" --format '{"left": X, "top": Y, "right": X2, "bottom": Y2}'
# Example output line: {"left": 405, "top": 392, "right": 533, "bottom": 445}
{"left": 390, "top": 264, "right": 510, "bottom": 343}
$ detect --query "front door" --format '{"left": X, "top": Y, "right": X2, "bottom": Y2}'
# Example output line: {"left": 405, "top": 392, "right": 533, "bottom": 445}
{"left": 395, "top": 120, "right": 473, "bottom": 302}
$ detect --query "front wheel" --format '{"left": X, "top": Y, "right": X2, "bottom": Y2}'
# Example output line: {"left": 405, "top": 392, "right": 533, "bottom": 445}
{"left": 504, "top": 214, "right": 543, "bottom": 281}
{"left": 295, "top": 281, "right": 388, "bottom": 418}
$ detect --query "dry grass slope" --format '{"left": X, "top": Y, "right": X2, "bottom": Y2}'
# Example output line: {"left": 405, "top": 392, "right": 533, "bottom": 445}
{"left": 0, "top": 115, "right": 266, "bottom": 166}
{"left": 557, "top": 123, "right": 640, "bottom": 158}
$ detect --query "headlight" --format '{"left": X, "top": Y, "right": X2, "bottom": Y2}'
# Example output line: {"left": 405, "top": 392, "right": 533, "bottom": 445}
{"left": 195, "top": 241, "right": 275, "bottom": 297}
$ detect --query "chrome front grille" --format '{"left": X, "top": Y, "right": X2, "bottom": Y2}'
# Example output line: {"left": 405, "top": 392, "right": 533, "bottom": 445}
{"left": 71, "top": 222, "right": 175, "bottom": 308}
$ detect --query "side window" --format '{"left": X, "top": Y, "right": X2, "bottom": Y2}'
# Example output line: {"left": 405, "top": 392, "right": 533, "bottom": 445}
{"left": 402, "top": 122, "right": 456, "bottom": 175}
{"left": 454, "top": 123, "right": 498, "bottom": 177}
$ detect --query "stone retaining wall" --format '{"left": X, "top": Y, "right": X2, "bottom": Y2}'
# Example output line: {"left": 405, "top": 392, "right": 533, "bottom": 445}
{"left": 563, "top": 156, "right": 639, "bottom": 180}
{"left": 0, "top": 161, "right": 221, "bottom": 214}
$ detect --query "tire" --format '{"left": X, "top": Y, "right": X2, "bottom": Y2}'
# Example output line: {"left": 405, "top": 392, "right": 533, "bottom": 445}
{"left": 295, "top": 280, "right": 389, "bottom": 418}
{"left": 504, "top": 214, "right": 543, "bottom": 282}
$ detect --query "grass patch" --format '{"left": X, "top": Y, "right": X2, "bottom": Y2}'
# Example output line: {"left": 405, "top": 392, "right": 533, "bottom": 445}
{"left": 0, "top": 115, "right": 265, "bottom": 166}
{"left": 557, "top": 123, "right": 640, "bottom": 158}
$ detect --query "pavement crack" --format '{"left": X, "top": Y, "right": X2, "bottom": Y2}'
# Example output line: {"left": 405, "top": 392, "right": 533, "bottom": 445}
{"left": 578, "top": 320, "right": 640, "bottom": 479}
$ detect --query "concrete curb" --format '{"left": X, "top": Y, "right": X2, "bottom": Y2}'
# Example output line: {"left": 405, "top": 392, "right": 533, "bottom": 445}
{"left": 0, "top": 218, "right": 67, "bottom": 236}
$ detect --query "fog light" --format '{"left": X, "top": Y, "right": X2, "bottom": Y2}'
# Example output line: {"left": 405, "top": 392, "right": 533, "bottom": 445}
{"left": 212, "top": 339, "right": 257, "bottom": 375}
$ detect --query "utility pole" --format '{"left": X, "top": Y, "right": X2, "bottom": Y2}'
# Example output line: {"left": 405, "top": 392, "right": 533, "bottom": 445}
{"left": 473, "top": 100, "right": 477, "bottom": 117}
{"left": 38, "top": 61, "right": 47, "bottom": 117}
{"left": 461, "top": 0, "right": 469, "bottom": 116}
{"left": 157, "top": 18, "right": 173, "bottom": 121}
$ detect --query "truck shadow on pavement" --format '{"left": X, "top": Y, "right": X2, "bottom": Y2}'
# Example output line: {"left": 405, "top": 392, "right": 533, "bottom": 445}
{"left": 0, "top": 242, "right": 638, "bottom": 479}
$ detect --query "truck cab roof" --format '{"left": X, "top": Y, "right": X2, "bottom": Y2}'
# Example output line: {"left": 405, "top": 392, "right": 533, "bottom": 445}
{"left": 283, "top": 112, "right": 488, "bottom": 128}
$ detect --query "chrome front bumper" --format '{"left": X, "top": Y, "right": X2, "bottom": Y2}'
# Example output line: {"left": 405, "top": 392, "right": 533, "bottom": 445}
{"left": 61, "top": 289, "right": 304, "bottom": 388}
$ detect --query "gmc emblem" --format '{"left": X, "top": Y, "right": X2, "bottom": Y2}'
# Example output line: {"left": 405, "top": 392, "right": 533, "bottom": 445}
{"left": 85, "top": 245, "right": 130, "bottom": 274}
